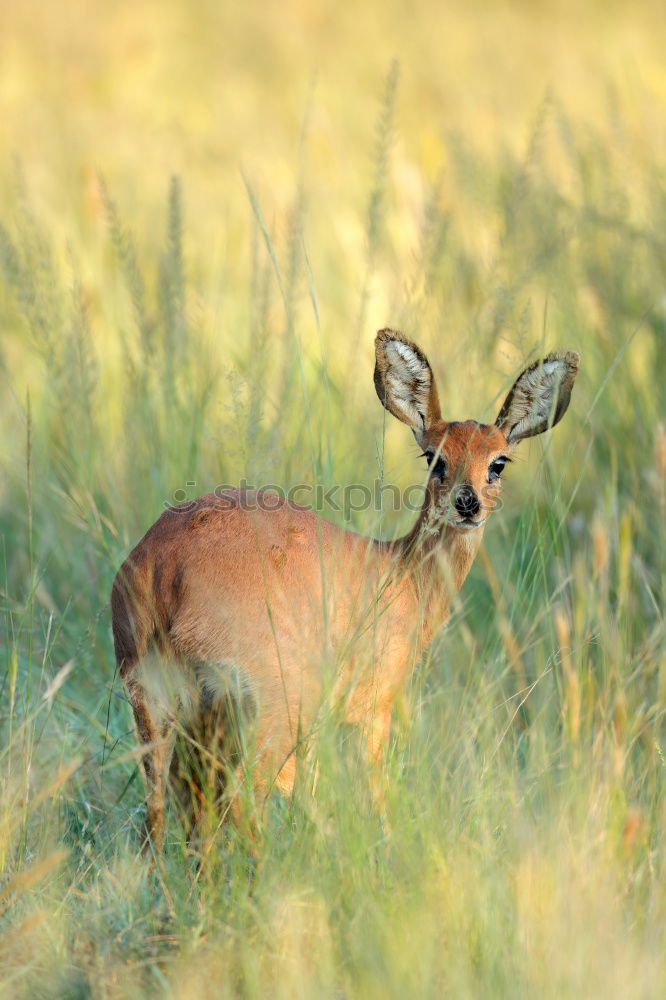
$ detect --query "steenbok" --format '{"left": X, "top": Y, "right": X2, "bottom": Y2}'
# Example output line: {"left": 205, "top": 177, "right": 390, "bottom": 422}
{"left": 111, "top": 329, "right": 579, "bottom": 851}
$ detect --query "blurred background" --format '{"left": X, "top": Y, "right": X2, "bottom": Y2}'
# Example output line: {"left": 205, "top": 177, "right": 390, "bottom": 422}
{"left": 0, "top": 1, "right": 665, "bottom": 996}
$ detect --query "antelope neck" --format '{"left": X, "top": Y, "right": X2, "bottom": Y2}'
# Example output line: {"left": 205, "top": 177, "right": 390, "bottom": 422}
{"left": 386, "top": 495, "right": 486, "bottom": 643}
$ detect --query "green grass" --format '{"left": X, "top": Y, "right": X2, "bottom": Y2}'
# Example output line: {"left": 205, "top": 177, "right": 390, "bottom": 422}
{"left": 1, "top": 3, "right": 665, "bottom": 995}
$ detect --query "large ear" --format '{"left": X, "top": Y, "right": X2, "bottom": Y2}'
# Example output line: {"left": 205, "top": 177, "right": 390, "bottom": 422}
{"left": 374, "top": 329, "right": 441, "bottom": 445}
{"left": 495, "top": 350, "right": 580, "bottom": 445}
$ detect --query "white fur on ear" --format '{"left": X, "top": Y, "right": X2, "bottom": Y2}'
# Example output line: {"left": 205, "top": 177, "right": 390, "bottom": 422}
{"left": 374, "top": 329, "right": 441, "bottom": 435}
{"left": 384, "top": 340, "right": 432, "bottom": 427}
{"left": 495, "top": 350, "right": 579, "bottom": 444}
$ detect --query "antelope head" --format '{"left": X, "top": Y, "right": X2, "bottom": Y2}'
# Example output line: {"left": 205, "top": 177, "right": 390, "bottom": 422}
{"left": 374, "top": 328, "right": 580, "bottom": 534}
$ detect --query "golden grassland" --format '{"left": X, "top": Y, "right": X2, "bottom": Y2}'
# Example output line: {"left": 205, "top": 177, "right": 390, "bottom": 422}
{"left": 0, "top": 1, "right": 665, "bottom": 996}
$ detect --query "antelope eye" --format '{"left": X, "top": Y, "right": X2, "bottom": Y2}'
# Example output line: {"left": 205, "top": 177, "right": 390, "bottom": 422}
{"left": 424, "top": 451, "right": 448, "bottom": 481}
{"left": 488, "top": 457, "right": 507, "bottom": 482}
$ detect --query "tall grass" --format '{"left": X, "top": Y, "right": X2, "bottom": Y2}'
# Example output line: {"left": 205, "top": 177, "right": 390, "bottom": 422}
{"left": 0, "top": 3, "right": 665, "bottom": 996}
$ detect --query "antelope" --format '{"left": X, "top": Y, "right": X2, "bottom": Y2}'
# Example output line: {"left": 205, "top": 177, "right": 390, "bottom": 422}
{"left": 111, "top": 329, "right": 579, "bottom": 851}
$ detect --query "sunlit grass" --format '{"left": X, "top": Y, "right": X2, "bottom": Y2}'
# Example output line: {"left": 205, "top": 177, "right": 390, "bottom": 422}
{"left": 0, "top": 1, "right": 665, "bottom": 996}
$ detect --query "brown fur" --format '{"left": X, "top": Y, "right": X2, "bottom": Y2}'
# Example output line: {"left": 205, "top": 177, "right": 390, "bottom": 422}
{"left": 111, "top": 331, "right": 579, "bottom": 852}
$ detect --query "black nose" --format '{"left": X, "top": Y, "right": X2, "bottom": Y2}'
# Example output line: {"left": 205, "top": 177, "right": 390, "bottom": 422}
{"left": 454, "top": 484, "right": 480, "bottom": 518}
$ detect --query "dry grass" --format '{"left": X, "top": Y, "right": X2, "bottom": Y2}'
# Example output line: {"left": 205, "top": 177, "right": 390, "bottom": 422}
{"left": 0, "top": 1, "right": 665, "bottom": 996}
